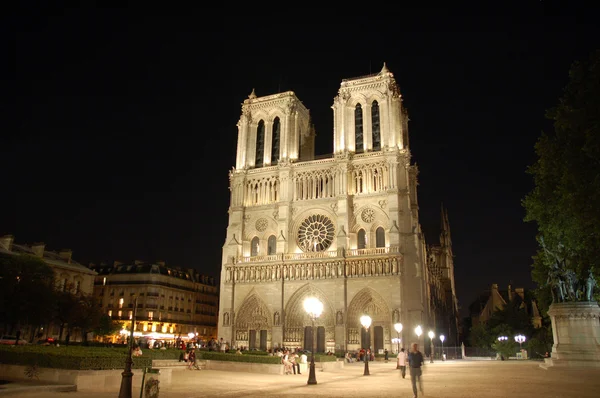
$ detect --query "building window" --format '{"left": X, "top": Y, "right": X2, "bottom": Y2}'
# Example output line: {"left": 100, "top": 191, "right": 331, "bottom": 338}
{"left": 148, "top": 311, "right": 153, "bottom": 320}
{"left": 255, "top": 120, "right": 265, "bottom": 167}
{"left": 103, "top": 277, "right": 107, "bottom": 286}
{"left": 108, "top": 310, "right": 112, "bottom": 317}
{"left": 357, "top": 229, "right": 367, "bottom": 249}
{"left": 118, "top": 310, "right": 122, "bottom": 318}
{"left": 271, "top": 117, "right": 280, "bottom": 164}
{"left": 371, "top": 100, "right": 381, "bottom": 151}
{"left": 376, "top": 227, "right": 385, "bottom": 248}
{"left": 251, "top": 236, "right": 259, "bottom": 257}
{"left": 129, "top": 311, "right": 133, "bottom": 320}
{"left": 119, "top": 298, "right": 124, "bottom": 308}
{"left": 267, "top": 235, "right": 276, "bottom": 255}
{"left": 355, "top": 103, "right": 364, "bottom": 153}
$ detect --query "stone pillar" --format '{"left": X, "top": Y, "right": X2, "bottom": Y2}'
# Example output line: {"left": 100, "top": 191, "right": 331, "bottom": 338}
{"left": 542, "top": 301, "right": 600, "bottom": 369}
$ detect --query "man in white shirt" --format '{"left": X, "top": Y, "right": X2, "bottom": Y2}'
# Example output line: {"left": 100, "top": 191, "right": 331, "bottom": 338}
{"left": 397, "top": 347, "right": 407, "bottom": 378}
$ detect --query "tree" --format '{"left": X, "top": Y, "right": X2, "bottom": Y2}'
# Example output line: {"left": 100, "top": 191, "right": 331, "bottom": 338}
{"left": 71, "top": 294, "right": 103, "bottom": 344}
{"left": 94, "top": 314, "right": 123, "bottom": 341}
{"left": 523, "top": 50, "right": 600, "bottom": 302}
{"left": 0, "top": 254, "right": 56, "bottom": 337}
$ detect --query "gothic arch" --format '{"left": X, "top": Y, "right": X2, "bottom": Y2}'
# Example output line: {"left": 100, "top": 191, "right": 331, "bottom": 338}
{"left": 284, "top": 283, "right": 335, "bottom": 328}
{"left": 235, "top": 290, "right": 271, "bottom": 330}
{"left": 268, "top": 108, "right": 286, "bottom": 121}
{"left": 350, "top": 205, "right": 390, "bottom": 233}
{"left": 347, "top": 287, "right": 391, "bottom": 329}
{"left": 366, "top": 91, "right": 386, "bottom": 104}
{"left": 243, "top": 215, "right": 278, "bottom": 240}
{"left": 349, "top": 93, "right": 368, "bottom": 107}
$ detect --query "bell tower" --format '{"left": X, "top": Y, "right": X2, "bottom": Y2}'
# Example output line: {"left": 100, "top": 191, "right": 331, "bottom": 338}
{"left": 235, "top": 90, "right": 313, "bottom": 170}
{"left": 331, "top": 62, "right": 409, "bottom": 154}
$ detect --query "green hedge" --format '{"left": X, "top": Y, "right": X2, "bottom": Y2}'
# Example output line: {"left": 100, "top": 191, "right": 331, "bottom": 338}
{"left": 0, "top": 345, "right": 337, "bottom": 369}
{"left": 0, "top": 345, "right": 179, "bottom": 370}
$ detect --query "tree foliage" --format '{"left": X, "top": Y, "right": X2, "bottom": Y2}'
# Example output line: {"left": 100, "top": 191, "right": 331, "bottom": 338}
{"left": 523, "top": 49, "right": 600, "bottom": 300}
{"left": 94, "top": 314, "right": 123, "bottom": 339}
{"left": 0, "top": 254, "right": 56, "bottom": 333}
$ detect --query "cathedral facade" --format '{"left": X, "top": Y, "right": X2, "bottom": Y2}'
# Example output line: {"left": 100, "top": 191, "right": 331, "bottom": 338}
{"left": 218, "top": 64, "right": 459, "bottom": 355}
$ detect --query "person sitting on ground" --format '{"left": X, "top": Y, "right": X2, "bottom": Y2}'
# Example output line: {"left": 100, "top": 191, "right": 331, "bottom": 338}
{"left": 133, "top": 345, "right": 142, "bottom": 357}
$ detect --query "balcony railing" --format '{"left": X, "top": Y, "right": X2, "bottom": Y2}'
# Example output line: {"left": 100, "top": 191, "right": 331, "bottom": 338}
{"left": 235, "top": 246, "right": 400, "bottom": 264}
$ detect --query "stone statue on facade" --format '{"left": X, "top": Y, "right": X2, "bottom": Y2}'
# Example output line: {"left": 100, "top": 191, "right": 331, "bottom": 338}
{"left": 584, "top": 267, "right": 597, "bottom": 302}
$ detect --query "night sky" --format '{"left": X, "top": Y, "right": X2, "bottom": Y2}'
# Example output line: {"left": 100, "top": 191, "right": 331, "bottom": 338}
{"left": 7, "top": 5, "right": 599, "bottom": 318}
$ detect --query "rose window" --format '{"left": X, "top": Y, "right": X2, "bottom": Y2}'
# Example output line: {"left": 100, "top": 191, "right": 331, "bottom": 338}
{"left": 361, "top": 208, "right": 375, "bottom": 223}
{"left": 297, "top": 214, "right": 335, "bottom": 252}
{"left": 255, "top": 218, "right": 268, "bottom": 232}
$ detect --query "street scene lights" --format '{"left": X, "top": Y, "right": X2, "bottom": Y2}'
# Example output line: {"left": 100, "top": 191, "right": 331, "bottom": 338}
{"left": 415, "top": 325, "right": 422, "bottom": 341}
{"left": 360, "top": 315, "right": 372, "bottom": 376}
{"left": 440, "top": 334, "right": 445, "bottom": 361}
{"left": 303, "top": 297, "right": 323, "bottom": 385}
{"left": 514, "top": 334, "right": 526, "bottom": 350}
{"left": 428, "top": 330, "right": 435, "bottom": 363}
{"left": 394, "top": 322, "right": 403, "bottom": 362}
{"left": 498, "top": 336, "right": 508, "bottom": 342}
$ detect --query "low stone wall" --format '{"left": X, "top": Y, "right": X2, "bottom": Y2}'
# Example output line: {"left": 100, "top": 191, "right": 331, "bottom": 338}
{"left": 0, "top": 364, "right": 172, "bottom": 392}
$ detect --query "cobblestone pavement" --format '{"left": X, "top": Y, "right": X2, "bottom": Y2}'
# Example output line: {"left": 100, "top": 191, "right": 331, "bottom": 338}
{"left": 4, "top": 360, "right": 600, "bottom": 398}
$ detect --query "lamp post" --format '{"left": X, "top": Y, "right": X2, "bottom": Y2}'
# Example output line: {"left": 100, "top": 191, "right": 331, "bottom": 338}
{"left": 304, "top": 297, "right": 323, "bottom": 385}
{"left": 514, "top": 334, "right": 526, "bottom": 350}
{"left": 428, "top": 331, "right": 435, "bottom": 363}
{"left": 394, "top": 323, "right": 403, "bottom": 368}
{"left": 415, "top": 325, "right": 422, "bottom": 342}
{"left": 360, "top": 315, "right": 372, "bottom": 376}
{"left": 440, "top": 335, "right": 445, "bottom": 361}
{"left": 118, "top": 295, "right": 138, "bottom": 398}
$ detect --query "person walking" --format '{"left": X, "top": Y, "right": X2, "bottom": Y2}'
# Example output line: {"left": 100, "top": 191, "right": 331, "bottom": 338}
{"left": 408, "top": 343, "right": 424, "bottom": 398}
{"left": 397, "top": 347, "right": 407, "bottom": 378}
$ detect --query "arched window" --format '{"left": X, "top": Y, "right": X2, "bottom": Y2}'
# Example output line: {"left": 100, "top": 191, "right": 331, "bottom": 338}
{"left": 355, "top": 103, "right": 364, "bottom": 153}
{"left": 357, "top": 229, "right": 366, "bottom": 249}
{"left": 376, "top": 227, "right": 385, "bottom": 248}
{"left": 255, "top": 120, "right": 265, "bottom": 167}
{"left": 271, "top": 117, "right": 280, "bottom": 164}
{"left": 251, "top": 237, "right": 260, "bottom": 257}
{"left": 267, "top": 235, "right": 277, "bottom": 255}
{"left": 371, "top": 100, "right": 381, "bottom": 151}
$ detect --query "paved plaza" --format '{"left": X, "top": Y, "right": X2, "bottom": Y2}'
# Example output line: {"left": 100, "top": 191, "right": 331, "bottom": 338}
{"left": 3, "top": 359, "right": 600, "bottom": 398}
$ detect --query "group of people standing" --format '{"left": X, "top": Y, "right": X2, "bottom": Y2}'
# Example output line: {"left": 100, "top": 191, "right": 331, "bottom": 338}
{"left": 397, "top": 343, "right": 425, "bottom": 398}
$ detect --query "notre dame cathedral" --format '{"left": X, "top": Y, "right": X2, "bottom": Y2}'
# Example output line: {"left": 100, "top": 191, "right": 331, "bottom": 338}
{"left": 218, "top": 63, "right": 460, "bottom": 355}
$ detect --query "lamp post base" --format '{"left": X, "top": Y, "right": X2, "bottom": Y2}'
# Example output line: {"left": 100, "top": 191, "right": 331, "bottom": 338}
{"left": 307, "top": 362, "right": 317, "bottom": 385}
{"left": 118, "top": 357, "right": 134, "bottom": 398}
{"left": 363, "top": 360, "right": 370, "bottom": 376}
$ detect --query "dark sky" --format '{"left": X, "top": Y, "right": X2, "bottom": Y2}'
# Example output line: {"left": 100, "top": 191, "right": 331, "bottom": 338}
{"left": 6, "top": 5, "right": 599, "bottom": 318}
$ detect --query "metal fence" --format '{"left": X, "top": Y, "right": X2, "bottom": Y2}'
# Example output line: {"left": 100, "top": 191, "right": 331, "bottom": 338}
{"left": 422, "top": 346, "right": 497, "bottom": 360}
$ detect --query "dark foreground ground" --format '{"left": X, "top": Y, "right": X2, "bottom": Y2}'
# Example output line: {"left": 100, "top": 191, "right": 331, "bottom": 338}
{"left": 2, "top": 359, "right": 600, "bottom": 398}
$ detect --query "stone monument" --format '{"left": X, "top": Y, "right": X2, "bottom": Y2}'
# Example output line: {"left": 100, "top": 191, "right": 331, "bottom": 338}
{"left": 540, "top": 242, "right": 600, "bottom": 369}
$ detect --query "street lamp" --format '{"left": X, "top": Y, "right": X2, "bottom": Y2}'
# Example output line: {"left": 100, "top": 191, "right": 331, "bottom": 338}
{"left": 514, "top": 334, "right": 526, "bottom": 350}
{"left": 360, "top": 315, "right": 372, "bottom": 376}
{"left": 498, "top": 336, "right": 508, "bottom": 342}
{"left": 394, "top": 323, "right": 403, "bottom": 368}
{"left": 428, "top": 331, "right": 435, "bottom": 363}
{"left": 440, "top": 335, "right": 445, "bottom": 361}
{"left": 415, "top": 325, "right": 422, "bottom": 341}
{"left": 118, "top": 295, "right": 138, "bottom": 398}
{"left": 304, "top": 297, "right": 323, "bottom": 385}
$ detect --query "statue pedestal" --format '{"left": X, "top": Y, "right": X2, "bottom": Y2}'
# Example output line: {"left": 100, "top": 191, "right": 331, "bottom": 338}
{"left": 541, "top": 301, "right": 600, "bottom": 369}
